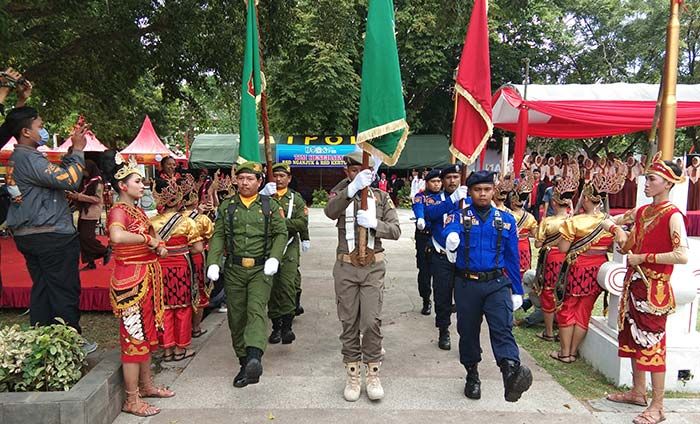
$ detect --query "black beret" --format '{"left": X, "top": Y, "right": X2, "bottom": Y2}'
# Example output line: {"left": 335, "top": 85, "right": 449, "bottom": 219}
{"left": 424, "top": 169, "right": 441, "bottom": 181}
{"left": 466, "top": 170, "right": 496, "bottom": 186}
{"left": 440, "top": 164, "right": 461, "bottom": 179}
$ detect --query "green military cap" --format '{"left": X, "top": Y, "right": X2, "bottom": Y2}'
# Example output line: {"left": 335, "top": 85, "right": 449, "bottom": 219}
{"left": 272, "top": 162, "right": 291, "bottom": 174}
{"left": 235, "top": 161, "right": 263, "bottom": 176}
{"left": 344, "top": 150, "right": 376, "bottom": 168}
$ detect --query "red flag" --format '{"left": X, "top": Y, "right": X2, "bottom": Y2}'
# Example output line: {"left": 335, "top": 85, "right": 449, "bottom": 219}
{"left": 450, "top": 0, "right": 493, "bottom": 165}
{"left": 513, "top": 106, "right": 529, "bottom": 176}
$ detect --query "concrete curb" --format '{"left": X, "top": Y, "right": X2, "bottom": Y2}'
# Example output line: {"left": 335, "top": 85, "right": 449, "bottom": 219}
{"left": 0, "top": 350, "right": 124, "bottom": 424}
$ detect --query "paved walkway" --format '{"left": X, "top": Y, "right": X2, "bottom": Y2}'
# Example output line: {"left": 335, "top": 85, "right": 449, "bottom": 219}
{"left": 111, "top": 208, "right": 693, "bottom": 424}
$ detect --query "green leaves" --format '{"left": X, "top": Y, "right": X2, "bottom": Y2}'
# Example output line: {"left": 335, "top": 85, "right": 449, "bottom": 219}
{"left": 0, "top": 323, "right": 87, "bottom": 392}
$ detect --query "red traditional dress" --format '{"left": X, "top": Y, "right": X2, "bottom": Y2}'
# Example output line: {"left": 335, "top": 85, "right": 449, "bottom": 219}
{"left": 150, "top": 212, "right": 202, "bottom": 349}
{"left": 687, "top": 163, "right": 700, "bottom": 211}
{"left": 610, "top": 202, "right": 687, "bottom": 372}
{"left": 184, "top": 207, "right": 214, "bottom": 309}
{"left": 107, "top": 202, "right": 164, "bottom": 363}
{"left": 534, "top": 214, "right": 568, "bottom": 314}
{"left": 512, "top": 208, "right": 538, "bottom": 278}
{"left": 556, "top": 212, "right": 614, "bottom": 330}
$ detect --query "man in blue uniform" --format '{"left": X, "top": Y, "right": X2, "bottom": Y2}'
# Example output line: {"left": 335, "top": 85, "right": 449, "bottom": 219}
{"left": 424, "top": 164, "right": 468, "bottom": 350}
{"left": 411, "top": 169, "right": 442, "bottom": 315}
{"left": 443, "top": 170, "right": 532, "bottom": 402}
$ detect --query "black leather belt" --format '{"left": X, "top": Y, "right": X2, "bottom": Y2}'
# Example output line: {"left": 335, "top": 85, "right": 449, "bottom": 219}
{"left": 230, "top": 255, "right": 267, "bottom": 268}
{"left": 462, "top": 269, "right": 503, "bottom": 282}
{"left": 416, "top": 229, "right": 431, "bottom": 235}
{"left": 426, "top": 246, "right": 446, "bottom": 256}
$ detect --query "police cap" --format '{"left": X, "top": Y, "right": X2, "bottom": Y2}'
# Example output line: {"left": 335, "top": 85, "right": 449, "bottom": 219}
{"left": 440, "top": 164, "right": 461, "bottom": 179}
{"left": 424, "top": 168, "right": 441, "bottom": 181}
{"left": 466, "top": 170, "right": 496, "bottom": 186}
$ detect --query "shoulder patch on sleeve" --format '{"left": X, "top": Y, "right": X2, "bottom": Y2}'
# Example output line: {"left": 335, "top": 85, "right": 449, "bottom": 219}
{"left": 413, "top": 195, "right": 423, "bottom": 204}
{"left": 329, "top": 191, "right": 337, "bottom": 198}
{"left": 425, "top": 197, "right": 436, "bottom": 205}
{"left": 444, "top": 214, "right": 456, "bottom": 225}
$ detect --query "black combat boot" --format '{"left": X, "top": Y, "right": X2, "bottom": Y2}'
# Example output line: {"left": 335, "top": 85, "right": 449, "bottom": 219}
{"left": 464, "top": 364, "right": 481, "bottom": 399}
{"left": 245, "top": 347, "right": 264, "bottom": 385}
{"left": 421, "top": 298, "right": 432, "bottom": 316}
{"left": 233, "top": 356, "right": 248, "bottom": 388}
{"left": 438, "top": 327, "right": 451, "bottom": 350}
{"left": 499, "top": 359, "right": 533, "bottom": 402}
{"left": 268, "top": 318, "right": 282, "bottom": 344}
{"left": 295, "top": 292, "right": 305, "bottom": 316}
{"left": 280, "top": 314, "right": 296, "bottom": 344}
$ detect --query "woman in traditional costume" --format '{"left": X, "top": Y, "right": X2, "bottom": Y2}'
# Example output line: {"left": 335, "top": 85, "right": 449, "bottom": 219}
{"left": 151, "top": 179, "right": 204, "bottom": 361}
{"left": 107, "top": 156, "right": 174, "bottom": 417}
{"left": 179, "top": 174, "right": 215, "bottom": 338}
{"left": 534, "top": 172, "right": 578, "bottom": 341}
{"left": 686, "top": 155, "right": 700, "bottom": 211}
{"left": 604, "top": 153, "right": 688, "bottom": 424}
{"left": 550, "top": 181, "right": 614, "bottom": 364}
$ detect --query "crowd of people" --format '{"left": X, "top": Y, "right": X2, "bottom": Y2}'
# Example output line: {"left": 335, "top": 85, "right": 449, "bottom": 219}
{"left": 0, "top": 67, "right": 690, "bottom": 424}
{"left": 410, "top": 152, "right": 688, "bottom": 424}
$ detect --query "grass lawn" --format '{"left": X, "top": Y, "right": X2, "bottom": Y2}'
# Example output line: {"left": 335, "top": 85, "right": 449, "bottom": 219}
{"left": 0, "top": 308, "right": 119, "bottom": 351}
{"left": 513, "top": 301, "right": 700, "bottom": 401}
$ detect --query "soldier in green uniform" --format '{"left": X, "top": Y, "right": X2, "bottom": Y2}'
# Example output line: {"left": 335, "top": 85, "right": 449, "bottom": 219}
{"left": 206, "top": 162, "right": 288, "bottom": 388}
{"left": 324, "top": 151, "right": 401, "bottom": 402}
{"left": 267, "top": 162, "right": 309, "bottom": 344}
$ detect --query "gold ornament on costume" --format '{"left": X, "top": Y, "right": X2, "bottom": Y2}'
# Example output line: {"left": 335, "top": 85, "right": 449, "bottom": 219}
{"left": 153, "top": 179, "right": 183, "bottom": 208}
{"left": 552, "top": 165, "right": 579, "bottom": 205}
{"left": 114, "top": 154, "right": 142, "bottom": 181}
{"left": 591, "top": 158, "right": 626, "bottom": 196}
{"left": 495, "top": 175, "right": 514, "bottom": 200}
{"left": 180, "top": 174, "right": 199, "bottom": 206}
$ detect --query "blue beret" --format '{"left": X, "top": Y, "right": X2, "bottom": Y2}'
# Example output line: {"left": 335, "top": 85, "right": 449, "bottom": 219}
{"left": 466, "top": 170, "right": 496, "bottom": 186}
{"left": 424, "top": 169, "right": 441, "bottom": 181}
{"left": 440, "top": 164, "right": 461, "bottom": 179}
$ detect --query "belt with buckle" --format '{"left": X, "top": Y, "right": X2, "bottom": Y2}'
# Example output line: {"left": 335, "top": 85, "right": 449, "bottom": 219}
{"left": 462, "top": 269, "right": 503, "bottom": 282}
{"left": 231, "top": 255, "right": 266, "bottom": 268}
{"left": 337, "top": 252, "right": 385, "bottom": 265}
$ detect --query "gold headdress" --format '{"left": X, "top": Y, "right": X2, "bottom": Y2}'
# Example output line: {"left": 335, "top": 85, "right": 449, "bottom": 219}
{"left": 510, "top": 171, "right": 534, "bottom": 206}
{"left": 646, "top": 151, "right": 686, "bottom": 184}
{"left": 552, "top": 170, "right": 579, "bottom": 205}
{"left": 590, "top": 158, "right": 626, "bottom": 196}
{"left": 180, "top": 174, "right": 199, "bottom": 206}
{"left": 495, "top": 175, "right": 514, "bottom": 200}
{"left": 114, "top": 154, "right": 142, "bottom": 181}
{"left": 217, "top": 175, "right": 236, "bottom": 199}
{"left": 153, "top": 179, "right": 183, "bottom": 208}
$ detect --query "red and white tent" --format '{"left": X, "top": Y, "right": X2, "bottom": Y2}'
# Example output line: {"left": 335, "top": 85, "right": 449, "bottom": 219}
{"left": 491, "top": 83, "right": 700, "bottom": 174}
{"left": 55, "top": 131, "right": 108, "bottom": 153}
{"left": 0, "top": 137, "right": 53, "bottom": 162}
{"left": 120, "top": 115, "right": 185, "bottom": 165}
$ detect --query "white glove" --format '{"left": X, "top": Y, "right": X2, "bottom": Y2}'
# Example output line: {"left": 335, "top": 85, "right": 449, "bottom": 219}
{"left": 347, "top": 169, "right": 373, "bottom": 198}
{"left": 260, "top": 182, "right": 277, "bottom": 196}
{"left": 416, "top": 218, "right": 426, "bottom": 230}
{"left": 264, "top": 258, "right": 280, "bottom": 276}
{"left": 207, "top": 265, "right": 220, "bottom": 282}
{"left": 445, "top": 232, "right": 460, "bottom": 252}
{"left": 449, "top": 185, "right": 468, "bottom": 203}
{"left": 511, "top": 294, "right": 524, "bottom": 311}
{"left": 356, "top": 209, "right": 378, "bottom": 229}
{"left": 301, "top": 240, "right": 311, "bottom": 252}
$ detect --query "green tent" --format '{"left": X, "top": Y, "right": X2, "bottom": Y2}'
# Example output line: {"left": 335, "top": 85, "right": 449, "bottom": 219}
{"left": 189, "top": 134, "right": 274, "bottom": 169}
{"left": 381, "top": 135, "right": 452, "bottom": 169}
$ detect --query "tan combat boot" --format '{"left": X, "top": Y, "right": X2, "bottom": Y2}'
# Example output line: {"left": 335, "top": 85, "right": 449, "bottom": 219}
{"left": 343, "top": 361, "right": 361, "bottom": 402}
{"left": 365, "top": 362, "right": 384, "bottom": 400}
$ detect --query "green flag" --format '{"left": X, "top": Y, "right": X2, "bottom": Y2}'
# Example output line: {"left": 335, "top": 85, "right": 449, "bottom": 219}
{"left": 356, "top": 0, "right": 409, "bottom": 166}
{"left": 239, "top": 0, "right": 262, "bottom": 163}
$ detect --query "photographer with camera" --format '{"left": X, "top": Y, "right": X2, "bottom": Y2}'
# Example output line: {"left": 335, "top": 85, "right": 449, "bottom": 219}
{"left": 0, "top": 73, "right": 97, "bottom": 354}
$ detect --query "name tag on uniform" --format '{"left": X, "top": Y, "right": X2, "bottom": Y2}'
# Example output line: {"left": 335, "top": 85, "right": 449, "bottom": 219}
{"left": 502, "top": 222, "right": 511, "bottom": 230}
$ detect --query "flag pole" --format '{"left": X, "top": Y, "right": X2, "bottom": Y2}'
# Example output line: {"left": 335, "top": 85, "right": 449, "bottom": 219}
{"left": 255, "top": 2, "right": 274, "bottom": 181}
{"left": 657, "top": 0, "right": 682, "bottom": 161}
{"left": 358, "top": 151, "right": 370, "bottom": 261}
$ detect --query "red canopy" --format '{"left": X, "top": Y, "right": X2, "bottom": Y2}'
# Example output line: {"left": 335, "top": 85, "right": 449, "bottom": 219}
{"left": 492, "top": 83, "right": 700, "bottom": 138}
{"left": 56, "top": 131, "right": 108, "bottom": 152}
{"left": 492, "top": 83, "right": 700, "bottom": 174}
{"left": 0, "top": 137, "right": 54, "bottom": 162}
{"left": 120, "top": 115, "right": 185, "bottom": 165}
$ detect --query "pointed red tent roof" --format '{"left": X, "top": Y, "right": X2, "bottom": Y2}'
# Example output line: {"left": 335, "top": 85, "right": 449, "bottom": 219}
{"left": 120, "top": 115, "right": 185, "bottom": 165}
{"left": 1, "top": 137, "right": 54, "bottom": 162}
{"left": 56, "top": 131, "right": 108, "bottom": 152}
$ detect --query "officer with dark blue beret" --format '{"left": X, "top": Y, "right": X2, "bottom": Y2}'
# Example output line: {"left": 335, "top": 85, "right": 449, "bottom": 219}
{"left": 442, "top": 170, "right": 532, "bottom": 402}
{"left": 424, "top": 163, "right": 470, "bottom": 350}
{"left": 411, "top": 168, "right": 443, "bottom": 315}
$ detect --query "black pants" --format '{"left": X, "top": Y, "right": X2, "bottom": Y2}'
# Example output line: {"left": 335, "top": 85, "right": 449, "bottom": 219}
{"left": 430, "top": 252, "right": 455, "bottom": 329}
{"left": 528, "top": 204, "right": 540, "bottom": 222}
{"left": 14, "top": 232, "right": 82, "bottom": 333}
{"left": 455, "top": 274, "right": 520, "bottom": 367}
{"left": 78, "top": 219, "right": 108, "bottom": 264}
{"left": 415, "top": 231, "right": 432, "bottom": 300}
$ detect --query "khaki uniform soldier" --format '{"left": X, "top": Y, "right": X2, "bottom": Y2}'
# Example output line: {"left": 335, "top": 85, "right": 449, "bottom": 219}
{"left": 324, "top": 151, "right": 401, "bottom": 402}
{"left": 267, "top": 162, "right": 309, "bottom": 344}
{"left": 206, "top": 162, "right": 288, "bottom": 388}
